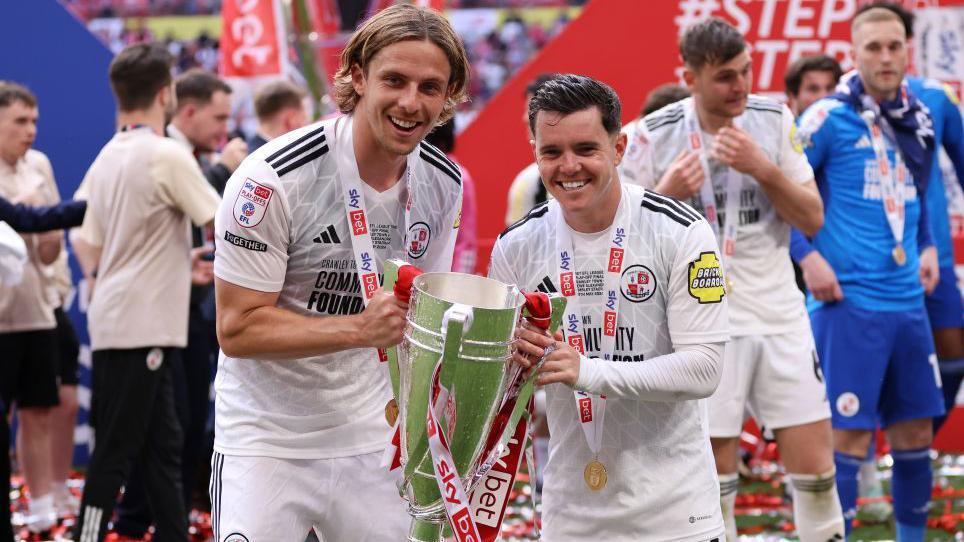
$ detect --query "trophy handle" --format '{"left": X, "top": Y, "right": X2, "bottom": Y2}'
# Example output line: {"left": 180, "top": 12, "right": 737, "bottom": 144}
{"left": 383, "top": 258, "right": 423, "bottom": 399}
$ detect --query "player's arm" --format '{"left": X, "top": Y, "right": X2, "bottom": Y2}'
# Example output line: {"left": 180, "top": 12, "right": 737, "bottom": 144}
{"left": 940, "top": 87, "right": 964, "bottom": 191}
{"left": 711, "top": 106, "right": 823, "bottom": 235}
{"left": 155, "top": 142, "right": 221, "bottom": 228}
{"left": 512, "top": 219, "right": 729, "bottom": 401}
{"left": 216, "top": 279, "right": 406, "bottom": 359}
{"left": 212, "top": 159, "right": 407, "bottom": 359}
{"left": 68, "top": 173, "right": 102, "bottom": 283}
{"left": 425, "top": 177, "right": 462, "bottom": 272}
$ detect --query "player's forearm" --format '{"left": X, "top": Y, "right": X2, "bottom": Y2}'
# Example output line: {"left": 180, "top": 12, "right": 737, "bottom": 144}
{"left": 574, "top": 342, "right": 723, "bottom": 401}
{"left": 756, "top": 165, "right": 823, "bottom": 236}
{"left": 35, "top": 232, "right": 62, "bottom": 265}
{"left": 69, "top": 235, "right": 101, "bottom": 280}
{"left": 217, "top": 304, "right": 366, "bottom": 360}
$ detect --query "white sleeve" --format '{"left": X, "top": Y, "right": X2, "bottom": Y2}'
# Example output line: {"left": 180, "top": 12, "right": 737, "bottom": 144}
{"left": 777, "top": 105, "right": 814, "bottom": 185}
{"left": 213, "top": 158, "right": 289, "bottom": 292}
{"left": 617, "top": 120, "right": 657, "bottom": 189}
{"left": 487, "top": 239, "right": 518, "bottom": 286}
{"left": 575, "top": 342, "right": 723, "bottom": 401}
{"left": 666, "top": 219, "right": 730, "bottom": 345}
{"left": 422, "top": 181, "right": 462, "bottom": 273}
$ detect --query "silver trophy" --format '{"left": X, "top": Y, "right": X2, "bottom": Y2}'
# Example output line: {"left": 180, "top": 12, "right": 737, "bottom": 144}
{"left": 384, "top": 261, "right": 563, "bottom": 542}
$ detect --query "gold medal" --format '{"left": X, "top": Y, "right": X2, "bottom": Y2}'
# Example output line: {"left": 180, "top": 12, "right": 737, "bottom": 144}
{"left": 584, "top": 459, "right": 608, "bottom": 491}
{"left": 384, "top": 399, "right": 399, "bottom": 426}
{"left": 725, "top": 276, "right": 734, "bottom": 294}
{"left": 892, "top": 245, "right": 907, "bottom": 266}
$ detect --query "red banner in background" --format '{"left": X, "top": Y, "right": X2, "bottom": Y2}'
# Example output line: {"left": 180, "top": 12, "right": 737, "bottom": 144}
{"left": 678, "top": 0, "right": 857, "bottom": 97}
{"left": 220, "top": 0, "right": 285, "bottom": 77}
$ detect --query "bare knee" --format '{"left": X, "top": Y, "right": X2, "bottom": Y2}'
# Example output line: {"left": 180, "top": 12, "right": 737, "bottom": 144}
{"left": 832, "top": 428, "right": 873, "bottom": 458}
{"left": 886, "top": 418, "right": 933, "bottom": 450}
{"left": 711, "top": 436, "right": 740, "bottom": 474}
{"left": 775, "top": 419, "right": 835, "bottom": 474}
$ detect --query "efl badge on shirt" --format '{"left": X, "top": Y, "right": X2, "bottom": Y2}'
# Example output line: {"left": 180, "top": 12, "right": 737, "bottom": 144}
{"left": 234, "top": 178, "right": 273, "bottom": 228}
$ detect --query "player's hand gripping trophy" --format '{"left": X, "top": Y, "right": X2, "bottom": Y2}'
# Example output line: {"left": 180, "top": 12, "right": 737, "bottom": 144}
{"left": 382, "top": 260, "right": 565, "bottom": 542}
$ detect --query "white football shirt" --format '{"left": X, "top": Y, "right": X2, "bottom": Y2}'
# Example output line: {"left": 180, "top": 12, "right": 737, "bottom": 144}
{"left": 620, "top": 95, "right": 814, "bottom": 336}
{"left": 490, "top": 184, "right": 727, "bottom": 541}
{"left": 213, "top": 115, "right": 462, "bottom": 459}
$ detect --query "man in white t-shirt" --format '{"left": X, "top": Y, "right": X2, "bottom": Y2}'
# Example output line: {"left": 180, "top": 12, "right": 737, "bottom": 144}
{"left": 210, "top": 5, "right": 467, "bottom": 541}
{"left": 70, "top": 43, "right": 221, "bottom": 542}
{"left": 494, "top": 74, "right": 728, "bottom": 542}
{"left": 619, "top": 18, "right": 843, "bottom": 542}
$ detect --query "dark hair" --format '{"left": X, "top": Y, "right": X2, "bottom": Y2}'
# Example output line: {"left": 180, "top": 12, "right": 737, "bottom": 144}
{"left": 254, "top": 80, "right": 306, "bottom": 121}
{"left": 525, "top": 73, "right": 558, "bottom": 97}
{"left": 640, "top": 84, "right": 690, "bottom": 117}
{"left": 855, "top": 1, "right": 914, "bottom": 38}
{"left": 332, "top": 4, "right": 469, "bottom": 125}
{"left": 175, "top": 69, "right": 232, "bottom": 111}
{"left": 527, "top": 74, "right": 621, "bottom": 136}
{"left": 0, "top": 81, "right": 37, "bottom": 109}
{"left": 425, "top": 118, "right": 455, "bottom": 154}
{"left": 784, "top": 55, "right": 843, "bottom": 96}
{"left": 108, "top": 43, "right": 174, "bottom": 112}
{"left": 679, "top": 17, "right": 746, "bottom": 71}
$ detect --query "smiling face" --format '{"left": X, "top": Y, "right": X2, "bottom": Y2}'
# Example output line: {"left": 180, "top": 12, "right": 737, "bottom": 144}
{"left": 686, "top": 48, "right": 752, "bottom": 119}
{"left": 0, "top": 100, "right": 38, "bottom": 166}
{"left": 852, "top": 19, "right": 907, "bottom": 102}
{"left": 351, "top": 39, "right": 451, "bottom": 157}
{"left": 533, "top": 106, "right": 626, "bottom": 231}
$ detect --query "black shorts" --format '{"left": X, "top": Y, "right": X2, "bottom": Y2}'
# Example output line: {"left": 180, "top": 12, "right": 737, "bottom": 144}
{"left": 54, "top": 307, "right": 81, "bottom": 386}
{"left": 0, "top": 328, "right": 60, "bottom": 408}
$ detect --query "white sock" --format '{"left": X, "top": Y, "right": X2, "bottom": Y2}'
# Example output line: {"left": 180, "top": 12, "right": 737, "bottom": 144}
{"left": 719, "top": 473, "right": 739, "bottom": 541}
{"left": 858, "top": 458, "right": 884, "bottom": 496}
{"left": 789, "top": 469, "right": 845, "bottom": 542}
{"left": 28, "top": 492, "right": 56, "bottom": 531}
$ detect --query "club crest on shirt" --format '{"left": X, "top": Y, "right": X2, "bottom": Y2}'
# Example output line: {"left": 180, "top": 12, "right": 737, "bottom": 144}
{"left": 146, "top": 347, "right": 164, "bottom": 371}
{"left": 407, "top": 222, "right": 431, "bottom": 259}
{"left": 620, "top": 264, "right": 657, "bottom": 303}
{"left": 688, "top": 252, "right": 725, "bottom": 304}
{"left": 233, "top": 178, "right": 273, "bottom": 228}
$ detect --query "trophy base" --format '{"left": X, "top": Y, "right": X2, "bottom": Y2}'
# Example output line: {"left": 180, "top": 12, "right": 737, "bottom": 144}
{"left": 408, "top": 518, "right": 443, "bottom": 542}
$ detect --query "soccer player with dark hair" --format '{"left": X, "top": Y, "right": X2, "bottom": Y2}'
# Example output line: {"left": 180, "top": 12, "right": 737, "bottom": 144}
{"left": 209, "top": 5, "right": 467, "bottom": 539}
{"left": 620, "top": 17, "right": 845, "bottom": 542}
{"left": 499, "top": 73, "right": 729, "bottom": 541}
{"left": 70, "top": 43, "right": 221, "bottom": 542}
{"left": 784, "top": 54, "right": 843, "bottom": 116}
{"left": 795, "top": 7, "right": 945, "bottom": 539}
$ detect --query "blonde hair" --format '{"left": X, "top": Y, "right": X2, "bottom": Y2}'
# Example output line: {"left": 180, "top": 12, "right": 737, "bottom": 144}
{"left": 852, "top": 7, "right": 904, "bottom": 38}
{"left": 332, "top": 4, "right": 469, "bottom": 125}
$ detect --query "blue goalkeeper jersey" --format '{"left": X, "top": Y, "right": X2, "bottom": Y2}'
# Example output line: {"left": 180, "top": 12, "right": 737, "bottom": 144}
{"left": 908, "top": 76, "right": 964, "bottom": 270}
{"left": 797, "top": 97, "right": 927, "bottom": 312}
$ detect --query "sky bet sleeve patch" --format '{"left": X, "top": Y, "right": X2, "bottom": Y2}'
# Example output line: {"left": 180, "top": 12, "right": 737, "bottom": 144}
{"left": 688, "top": 251, "right": 725, "bottom": 304}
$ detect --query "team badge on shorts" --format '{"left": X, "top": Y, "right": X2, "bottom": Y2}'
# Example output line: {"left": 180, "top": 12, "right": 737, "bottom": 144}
{"left": 836, "top": 392, "right": 860, "bottom": 417}
{"left": 234, "top": 178, "right": 273, "bottom": 228}
{"left": 620, "top": 264, "right": 656, "bottom": 303}
{"left": 407, "top": 221, "right": 431, "bottom": 259}
{"left": 223, "top": 534, "right": 249, "bottom": 542}
{"left": 146, "top": 348, "right": 164, "bottom": 371}
{"left": 687, "top": 252, "right": 725, "bottom": 304}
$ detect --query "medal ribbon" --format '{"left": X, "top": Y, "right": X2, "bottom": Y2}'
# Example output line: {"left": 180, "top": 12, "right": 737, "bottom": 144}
{"left": 426, "top": 360, "right": 483, "bottom": 542}
{"left": 858, "top": 101, "right": 907, "bottom": 254}
{"left": 554, "top": 186, "right": 631, "bottom": 460}
{"left": 336, "top": 116, "right": 413, "bottom": 470}
{"left": 683, "top": 102, "right": 743, "bottom": 264}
